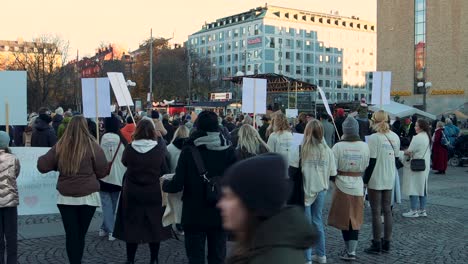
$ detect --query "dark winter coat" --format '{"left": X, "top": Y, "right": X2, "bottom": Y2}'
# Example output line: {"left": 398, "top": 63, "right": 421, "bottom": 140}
{"left": 52, "top": 114, "right": 63, "bottom": 134}
{"left": 432, "top": 128, "right": 448, "bottom": 172}
{"left": 163, "top": 120, "right": 175, "bottom": 143}
{"left": 113, "top": 139, "right": 171, "bottom": 243}
{"left": 234, "top": 145, "right": 269, "bottom": 161}
{"left": 258, "top": 123, "right": 269, "bottom": 142}
{"left": 334, "top": 116, "right": 346, "bottom": 142}
{"left": 294, "top": 122, "right": 306, "bottom": 134}
{"left": 226, "top": 122, "right": 236, "bottom": 132}
{"left": 31, "top": 119, "right": 57, "bottom": 147}
{"left": 162, "top": 131, "right": 237, "bottom": 230}
{"left": 227, "top": 207, "right": 316, "bottom": 264}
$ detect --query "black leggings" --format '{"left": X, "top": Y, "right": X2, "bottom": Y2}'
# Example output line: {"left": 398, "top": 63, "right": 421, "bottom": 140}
{"left": 341, "top": 222, "right": 359, "bottom": 241}
{"left": 126, "top": 242, "right": 160, "bottom": 262}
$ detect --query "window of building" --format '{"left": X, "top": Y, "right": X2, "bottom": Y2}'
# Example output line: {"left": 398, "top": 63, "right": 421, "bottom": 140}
{"left": 326, "top": 92, "right": 330, "bottom": 98}
{"left": 337, "top": 80, "right": 342, "bottom": 88}
{"left": 414, "top": 0, "right": 427, "bottom": 94}
{"left": 337, "top": 69, "right": 342, "bottom": 76}
{"left": 286, "top": 39, "right": 291, "bottom": 47}
{"left": 219, "top": 56, "right": 223, "bottom": 64}
{"left": 319, "top": 80, "right": 323, "bottom": 86}
{"left": 344, "top": 93, "right": 348, "bottom": 100}
{"left": 325, "top": 80, "right": 330, "bottom": 87}
{"left": 286, "top": 52, "right": 291, "bottom": 60}
{"left": 296, "top": 53, "right": 301, "bottom": 60}
{"left": 296, "top": 66, "right": 301, "bottom": 74}
{"left": 270, "top": 37, "right": 275, "bottom": 48}
{"left": 254, "top": 24, "right": 259, "bottom": 35}
{"left": 296, "top": 40, "right": 301, "bottom": 48}
{"left": 337, "top": 93, "right": 342, "bottom": 101}
{"left": 338, "top": 56, "right": 342, "bottom": 63}
{"left": 325, "top": 55, "right": 330, "bottom": 62}
{"left": 325, "top": 68, "right": 331, "bottom": 75}
{"left": 285, "top": 65, "right": 291, "bottom": 73}
{"left": 228, "top": 30, "right": 232, "bottom": 38}
{"left": 278, "top": 65, "right": 283, "bottom": 71}
{"left": 319, "top": 55, "right": 323, "bottom": 62}
{"left": 306, "top": 66, "right": 311, "bottom": 74}
{"left": 235, "top": 41, "right": 239, "bottom": 48}
{"left": 234, "top": 54, "right": 239, "bottom": 61}
{"left": 254, "top": 50, "right": 258, "bottom": 58}
{"left": 227, "top": 55, "right": 231, "bottom": 62}
{"left": 306, "top": 53, "right": 311, "bottom": 62}
{"left": 234, "top": 29, "right": 239, "bottom": 37}
{"left": 227, "top": 43, "right": 231, "bottom": 50}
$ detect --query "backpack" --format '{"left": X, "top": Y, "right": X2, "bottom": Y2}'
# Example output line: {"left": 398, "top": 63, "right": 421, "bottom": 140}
{"left": 440, "top": 131, "right": 452, "bottom": 149}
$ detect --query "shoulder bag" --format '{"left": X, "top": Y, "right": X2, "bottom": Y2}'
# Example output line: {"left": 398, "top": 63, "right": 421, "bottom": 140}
{"left": 105, "top": 142, "right": 122, "bottom": 175}
{"left": 384, "top": 134, "right": 404, "bottom": 170}
{"left": 410, "top": 142, "right": 430, "bottom": 172}
{"left": 288, "top": 146, "right": 305, "bottom": 207}
{"left": 440, "top": 131, "right": 452, "bottom": 149}
{"left": 191, "top": 146, "right": 221, "bottom": 206}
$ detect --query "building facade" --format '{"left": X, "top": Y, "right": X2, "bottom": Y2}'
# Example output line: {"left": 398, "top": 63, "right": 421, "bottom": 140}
{"left": 378, "top": 0, "right": 468, "bottom": 115}
{"left": 188, "top": 5, "right": 376, "bottom": 109}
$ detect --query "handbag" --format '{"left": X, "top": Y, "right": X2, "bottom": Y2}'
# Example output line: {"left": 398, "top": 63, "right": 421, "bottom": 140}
{"left": 105, "top": 142, "right": 121, "bottom": 175}
{"left": 410, "top": 143, "right": 430, "bottom": 172}
{"left": 191, "top": 146, "right": 221, "bottom": 206}
{"left": 384, "top": 134, "right": 404, "bottom": 170}
{"left": 288, "top": 146, "right": 305, "bottom": 207}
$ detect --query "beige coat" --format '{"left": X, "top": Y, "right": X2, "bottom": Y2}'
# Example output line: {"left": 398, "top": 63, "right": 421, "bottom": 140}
{"left": 0, "top": 150, "right": 21, "bottom": 207}
{"left": 401, "top": 132, "right": 431, "bottom": 196}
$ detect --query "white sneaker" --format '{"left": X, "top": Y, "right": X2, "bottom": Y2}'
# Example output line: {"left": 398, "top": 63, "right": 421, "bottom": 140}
{"left": 402, "top": 210, "right": 419, "bottom": 218}
{"left": 312, "top": 255, "right": 327, "bottom": 263}
{"left": 418, "top": 210, "right": 427, "bottom": 217}
{"left": 99, "top": 229, "right": 107, "bottom": 237}
{"left": 108, "top": 233, "right": 116, "bottom": 241}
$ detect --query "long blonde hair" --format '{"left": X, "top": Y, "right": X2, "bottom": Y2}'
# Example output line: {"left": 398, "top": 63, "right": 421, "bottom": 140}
{"left": 301, "top": 120, "right": 328, "bottom": 164}
{"left": 273, "top": 112, "right": 291, "bottom": 133}
{"left": 372, "top": 110, "right": 390, "bottom": 133}
{"left": 238, "top": 124, "right": 270, "bottom": 154}
{"left": 171, "top": 125, "right": 189, "bottom": 143}
{"left": 56, "top": 116, "right": 97, "bottom": 175}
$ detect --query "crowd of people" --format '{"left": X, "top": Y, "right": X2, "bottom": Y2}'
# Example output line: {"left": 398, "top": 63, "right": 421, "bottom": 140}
{"left": 0, "top": 101, "right": 465, "bottom": 264}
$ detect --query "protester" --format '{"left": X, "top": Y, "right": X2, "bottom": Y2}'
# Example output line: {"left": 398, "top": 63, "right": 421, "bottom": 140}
{"left": 356, "top": 98, "right": 369, "bottom": 120}
{"left": 363, "top": 110, "right": 400, "bottom": 254}
{"left": 295, "top": 112, "right": 307, "bottom": 134}
{"left": 31, "top": 110, "right": 57, "bottom": 147}
{"left": 258, "top": 115, "right": 270, "bottom": 142}
{"left": 334, "top": 108, "right": 346, "bottom": 142}
{"left": 392, "top": 117, "right": 403, "bottom": 137}
{"left": 23, "top": 115, "right": 37, "bottom": 147}
{"left": 0, "top": 131, "right": 20, "bottom": 264}
{"left": 163, "top": 111, "right": 236, "bottom": 264}
{"left": 444, "top": 118, "right": 460, "bottom": 147}
{"left": 402, "top": 119, "right": 432, "bottom": 218}
{"left": 52, "top": 107, "right": 64, "bottom": 134}
{"left": 329, "top": 116, "right": 370, "bottom": 261}
{"left": 267, "top": 112, "right": 293, "bottom": 162}
{"left": 167, "top": 125, "right": 190, "bottom": 173}
{"left": 218, "top": 153, "right": 316, "bottom": 264}
{"left": 218, "top": 116, "right": 231, "bottom": 143}
{"left": 37, "top": 116, "right": 108, "bottom": 264}
{"left": 120, "top": 116, "right": 136, "bottom": 143}
{"left": 57, "top": 111, "right": 73, "bottom": 139}
{"left": 230, "top": 115, "right": 253, "bottom": 148}
{"left": 98, "top": 115, "right": 126, "bottom": 241}
{"left": 289, "top": 120, "right": 337, "bottom": 264}
{"left": 184, "top": 115, "right": 194, "bottom": 130}
{"left": 235, "top": 124, "right": 270, "bottom": 161}
{"left": 224, "top": 115, "right": 236, "bottom": 132}
{"left": 151, "top": 110, "right": 168, "bottom": 137}
{"left": 162, "top": 114, "right": 175, "bottom": 144}
{"left": 432, "top": 121, "right": 448, "bottom": 174}
{"left": 113, "top": 118, "right": 171, "bottom": 264}
{"left": 320, "top": 113, "right": 335, "bottom": 148}
{"left": 86, "top": 118, "right": 98, "bottom": 140}
{"left": 407, "top": 114, "right": 418, "bottom": 140}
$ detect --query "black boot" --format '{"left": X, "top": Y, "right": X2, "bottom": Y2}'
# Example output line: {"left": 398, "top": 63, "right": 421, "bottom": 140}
{"left": 364, "top": 240, "right": 381, "bottom": 255}
{"left": 382, "top": 239, "right": 391, "bottom": 253}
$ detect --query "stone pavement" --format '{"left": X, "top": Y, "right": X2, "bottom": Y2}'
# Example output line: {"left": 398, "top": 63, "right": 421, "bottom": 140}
{"left": 17, "top": 166, "right": 468, "bottom": 264}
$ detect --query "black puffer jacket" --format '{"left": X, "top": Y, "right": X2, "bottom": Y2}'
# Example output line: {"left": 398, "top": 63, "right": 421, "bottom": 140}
{"left": 31, "top": 119, "right": 57, "bottom": 147}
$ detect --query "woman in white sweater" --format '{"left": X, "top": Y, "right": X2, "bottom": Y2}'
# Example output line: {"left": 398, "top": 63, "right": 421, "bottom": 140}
{"left": 289, "top": 120, "right": 337, "bottom": 264}
{"left": 267, "top": 112, "right": 293, "bottom": 163}
{"left": 363, "top": 111, "right": 400, "bottom": 254}
{"left": 401, "top": 119, "right": 432, "bottom": 218}
{"left": 167, "top": 126, "right": 190, "bottom": 173}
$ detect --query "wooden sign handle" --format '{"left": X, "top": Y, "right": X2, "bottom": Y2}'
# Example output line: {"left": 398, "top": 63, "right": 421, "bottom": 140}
{"left": 5, "top": 101, "right": 9, "bottom": 135}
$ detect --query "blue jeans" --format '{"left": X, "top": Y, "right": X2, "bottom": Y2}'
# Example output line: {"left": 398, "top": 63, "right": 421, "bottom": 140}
{"left": 304, "top": 190, "right": 326, "bottom": 260}
{"left": 99, "top": 191, "right": 120, "bottom": 233}
{"left": 410, "top": 195, "right": 427, "bottom": 211}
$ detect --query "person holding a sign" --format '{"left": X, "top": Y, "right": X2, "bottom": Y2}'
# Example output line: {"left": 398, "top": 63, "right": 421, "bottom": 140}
{"left": 289, "top": 120, "right": 337, "bottom": 264}
{"left": 31, "top": 110, "right": 57, "bottom": 147}
{"left": 267, "top": 112, "right": 293, "bottom": 163}
{"left": 37, "top": 116, "right": 108, "bottom": 264}
{"left": 0, "top": 131, "right": 21, "bottom": 264}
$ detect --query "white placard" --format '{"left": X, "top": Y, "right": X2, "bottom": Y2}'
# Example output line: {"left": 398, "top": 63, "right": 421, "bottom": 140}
{"left": 81, "top": 78, "right": 111, "bottom": 118}
{"left": 107, "top": 72, "right": 134, "bottom": 106}
{"left": 371, "top": 71, "right": 392, "bottom": 107}
{"left": 292, "top": 133, "right": 304, "bottom": 147}
{"left": 11, "top": 147, "right": 59, "bottom": 215}
{"left": 286, "top": 109, "right": 299, "bottom": 118}
{"left": 241, "top": 78, "right": 267, "bottom": 114}
{"left": 0, "top": 71, "right": 27, "bottom": 125}
{"left": 317, "top": 87, "right": 333, "bottom": 118}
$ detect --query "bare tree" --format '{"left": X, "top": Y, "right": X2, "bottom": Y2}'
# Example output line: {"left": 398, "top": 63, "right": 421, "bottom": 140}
{"left": 10, "top": 34, "right": 69, "bottom": 111}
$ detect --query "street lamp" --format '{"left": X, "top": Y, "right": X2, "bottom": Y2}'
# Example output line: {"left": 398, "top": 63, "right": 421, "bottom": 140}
{"left": 417, "top": 81, "right": 432, "bottom": 111}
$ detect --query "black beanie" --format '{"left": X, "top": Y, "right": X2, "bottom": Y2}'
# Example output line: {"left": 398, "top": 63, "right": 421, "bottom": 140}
{"left": 38, "top": 113, "right": 52, "bottom": 124}
{"left": 197, "top": 111, "right": 219, "bottom": 132}
{"left": 222, "top": 153, "right": 291, "bottom": 218}
{"left": 151, "top": 110, "right": 160, "bottom": 119}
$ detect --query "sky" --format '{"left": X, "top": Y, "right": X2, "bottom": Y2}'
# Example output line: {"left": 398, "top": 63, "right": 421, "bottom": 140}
{"left": 2, "top": 0, "right": 376, "bottom": 59}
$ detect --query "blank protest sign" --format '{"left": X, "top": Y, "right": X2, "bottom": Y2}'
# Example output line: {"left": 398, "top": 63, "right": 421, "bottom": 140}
{"left": 371, "top": 71, "right": 392, "bottom": 106}
{"left": 107, "top": 72, "right": 134, "bottom": 106}
{"left": 241, "top": 78, "right": 267, "bottom": 114}
{"left": 81, "top": 78, "right": 111, "bottom": 118}
{"left": 0, "top": 71, "right": 27, "bottom": 125}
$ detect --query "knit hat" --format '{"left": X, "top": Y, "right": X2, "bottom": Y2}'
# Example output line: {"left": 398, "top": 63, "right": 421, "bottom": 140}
{"left": 195, "top": 111, "right": 217, "bottom": 132}
{"left": 38, "top": 113, "right": 52, "bottom": 124}
{"left": 336, "top": 108, "right": 345, "bottom": 117}
{"left": 342, "top": 116, "right": 359, "bottom": 137}
{"left": 222, "top": 153, "right": 291, "bottom": 218}
{"left": 55, "top": 107, "right": 64, "bottom": 116}
{"left": 151, "top": 110, "right": 160, "bottom": 119}
{"left": 0, "top": 131, "right": 10, "bottom": 149}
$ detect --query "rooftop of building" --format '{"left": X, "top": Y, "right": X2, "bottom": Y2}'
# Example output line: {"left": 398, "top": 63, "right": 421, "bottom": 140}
{"left": 191, "top": 4, "right": 375, "bottom": 36}
{"left": 0, "top": 38, "right": 58, "bottom": 53}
